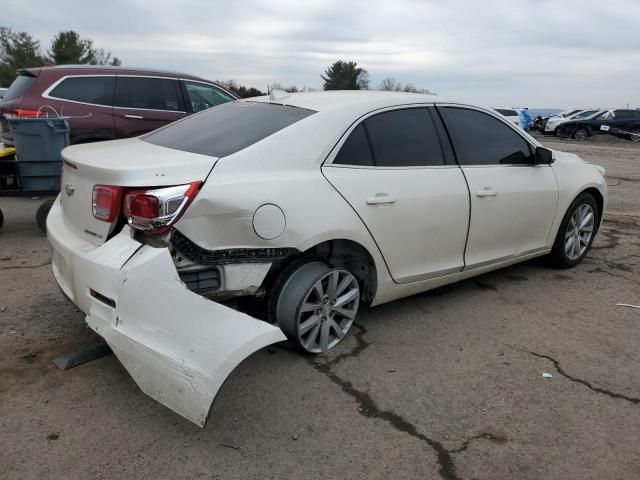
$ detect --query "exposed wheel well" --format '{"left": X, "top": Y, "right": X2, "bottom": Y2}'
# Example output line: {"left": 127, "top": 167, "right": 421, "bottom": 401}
{"left": 265, "top": 239, "right": 377, "bottom": 305}
{"left": 305, "top": 239, "right": 377, "bottom": 303}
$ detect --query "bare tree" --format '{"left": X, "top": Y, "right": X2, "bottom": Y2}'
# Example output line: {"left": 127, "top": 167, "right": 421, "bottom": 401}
{"left": 378, "top": 77, "right": 402, "bottom": 91}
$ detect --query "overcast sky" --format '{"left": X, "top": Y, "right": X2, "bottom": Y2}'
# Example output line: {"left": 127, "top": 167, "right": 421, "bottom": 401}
{"left": 5, "top": 0, "right": 640, "bottom": 108}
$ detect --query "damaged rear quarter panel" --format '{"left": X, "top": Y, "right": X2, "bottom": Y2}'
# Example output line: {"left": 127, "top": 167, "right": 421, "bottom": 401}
{"left": 87, "top": 245, "right": 286, "bottom": 427}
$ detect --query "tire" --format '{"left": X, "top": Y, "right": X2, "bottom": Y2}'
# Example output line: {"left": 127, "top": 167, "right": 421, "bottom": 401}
{"left": 548, "top": 192, "right": 599, "bottom": 268}
{"left": 0, "top": 207, "right": 4, "bottom": 230}
{"left": 36, "top": 199, "right": 55, "bottom": 234}
{"left": 273, "top": 260, "right": 360, "bottom": 353}
{"left": 573, "top": 128, "right": 589, "bottom": 140}
{"left": 630, "top": 129, "right": 640, "bottom": 143}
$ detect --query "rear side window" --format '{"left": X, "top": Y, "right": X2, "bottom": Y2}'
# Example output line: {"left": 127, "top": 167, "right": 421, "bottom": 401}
{"left": 4, "top": 74, "right": 36, "bottom": 101}
{"left": 143, "top": 101, "right": 315, "bottom": 157}
{"left": 334, "top": 108, "right": 445, "bottom": 167}
{"left": 184, "top": 81, "right": 235, "bottom": 112}
{"left": 115, "top": 77, "right": 182, "bottom": 111}
{"left": 440, "top": 107, "right": 533, "bottom": 165}
{"left": 334, "top": 124, "right": 374, "bottom": 166}
{"left": 48, "top": 76, "right": 115, "bottom": 106}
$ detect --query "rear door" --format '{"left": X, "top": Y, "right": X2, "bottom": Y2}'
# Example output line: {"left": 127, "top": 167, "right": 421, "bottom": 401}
{"left": 113, "top": 76, "right": 186, "bottom": 138}
{"left": 322, "top": 106, "right": 470, "bottom": 284}
{"left": 438, "top": 105, "right": 558, "bottom": 268}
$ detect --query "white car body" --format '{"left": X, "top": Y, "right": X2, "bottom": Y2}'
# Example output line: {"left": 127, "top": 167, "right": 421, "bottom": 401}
{"left": 493, "top": 107, "right": 520, "bottom": 127}
{"left": 48, "top": 91, "right": 607, "bottom": 427}
{"left": 545, "top": 109, "right": 602, "bottom": 133}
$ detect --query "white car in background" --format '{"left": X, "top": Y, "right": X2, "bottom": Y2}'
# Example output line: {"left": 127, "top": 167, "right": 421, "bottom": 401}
{"left": 545, "top": 109, "right": 602, "bottom": 135}
{"left": 493, "top": 107, "right": 520, "bottom": 127}
{"left": 48, "top": 91, "right": 607, "bottom": 427}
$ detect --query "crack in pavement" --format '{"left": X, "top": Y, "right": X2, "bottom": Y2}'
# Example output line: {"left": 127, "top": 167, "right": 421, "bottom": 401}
{"left": 450, "top": 431, "right": 508, "bottom": 454}
{"left": 526, "top": 350, "right": 640, "bottom": 405}
{"left": 586, "top": 265, "right": 640, "bottom": 287}
{"left": 310, "top": 324, "right": 461, "bottom": 480}
{"left": 0, "top": 261, "right": 52, "bottom": 272}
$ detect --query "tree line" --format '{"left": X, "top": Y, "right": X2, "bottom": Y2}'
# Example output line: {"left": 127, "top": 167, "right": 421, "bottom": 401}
{"left": 1, "top": 27, "right": 431, "bottom": 96}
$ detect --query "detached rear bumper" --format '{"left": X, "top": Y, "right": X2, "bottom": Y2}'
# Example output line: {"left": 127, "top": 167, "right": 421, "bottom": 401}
{"left": 47, "top": 197, "right": 286, "bottom": 427}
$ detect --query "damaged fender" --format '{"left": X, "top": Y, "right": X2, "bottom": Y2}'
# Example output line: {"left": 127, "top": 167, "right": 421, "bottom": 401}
{"left": 87, "top": 246, "right": 286, "bottom": 427}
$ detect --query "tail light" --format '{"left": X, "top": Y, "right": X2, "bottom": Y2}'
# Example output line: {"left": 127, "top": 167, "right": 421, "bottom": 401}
{"left": 92, "top": 185, "right": 124, "bottom": 222}
{"left": 92, "top": 182, "right": 201, "bottom": 233}
{"left": 4, "top": 109, "right": 42, "bottom": 118}
{"left": 123, "top": 182, "right": 201, "bottom": 233}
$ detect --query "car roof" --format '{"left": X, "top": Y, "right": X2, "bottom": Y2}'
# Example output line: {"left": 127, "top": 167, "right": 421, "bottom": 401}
{"left": 248, "top": 90, "right": 445, "bottom": 113}
{"left": 23, "top": 65, "right": 216, "bottom": 83}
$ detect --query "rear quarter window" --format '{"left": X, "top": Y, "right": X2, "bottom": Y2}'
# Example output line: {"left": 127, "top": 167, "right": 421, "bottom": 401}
{"left": 3, "top": 74, "right": 37, "bottom": 101}
{"left": 49, "top": 76, "right": 115, "bottom": 106}
{"left": 143, "top": 101, "right": 315, "bottom": 157}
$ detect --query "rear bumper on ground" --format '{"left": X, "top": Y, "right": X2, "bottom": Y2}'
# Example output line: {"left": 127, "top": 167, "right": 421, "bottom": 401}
{"left": 47, "top": 197, "right": 286, "bottom": 427}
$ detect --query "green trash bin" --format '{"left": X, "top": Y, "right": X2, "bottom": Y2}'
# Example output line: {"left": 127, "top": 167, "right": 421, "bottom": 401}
{"left": 7, "top": 116, "right": 70, "bottom": 193}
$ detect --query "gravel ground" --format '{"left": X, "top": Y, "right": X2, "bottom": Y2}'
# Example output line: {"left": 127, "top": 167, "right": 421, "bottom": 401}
{"left": 1, "top": 135, "right": 639, "bottom": 480}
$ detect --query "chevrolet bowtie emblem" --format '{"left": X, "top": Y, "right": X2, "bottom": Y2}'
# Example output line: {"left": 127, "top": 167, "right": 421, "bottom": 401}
{"left": 64, "top": 183, "right": 75, "bottom": 196}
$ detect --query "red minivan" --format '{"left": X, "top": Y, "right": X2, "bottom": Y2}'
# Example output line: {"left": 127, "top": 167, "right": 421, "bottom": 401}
{"left": 0, "top": 65, "right": 238, "bottom": 145}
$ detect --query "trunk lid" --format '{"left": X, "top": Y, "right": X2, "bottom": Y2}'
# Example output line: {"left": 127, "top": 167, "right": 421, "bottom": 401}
{"left": 60, "top": 137, "right": 217, "bottom": 244}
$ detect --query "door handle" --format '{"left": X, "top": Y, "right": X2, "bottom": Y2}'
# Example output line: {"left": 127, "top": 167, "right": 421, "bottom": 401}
{"left": 366, "top": 193, "right": 396, "bottom": 205}
{"left": 476, "top": 187, "right": 497, "bottom": 197}
{"left": 124, "top": 114, "right": 144, "bottom": 120}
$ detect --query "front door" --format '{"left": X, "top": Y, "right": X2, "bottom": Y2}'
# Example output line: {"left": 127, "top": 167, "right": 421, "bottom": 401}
{"left": 322, "top": 107, "right": 470, "bottom": 283}
{"left": 438, "top": 105, "right": 559, "bottom": 268}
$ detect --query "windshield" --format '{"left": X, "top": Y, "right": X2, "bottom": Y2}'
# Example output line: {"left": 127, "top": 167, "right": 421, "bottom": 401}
{"left": 495, "top": 108, "right": 518, "bottom": 116}
{"left": 563, "top": 109, "right": 581, "bottom": 117}
{"left": 573, "top": 110, "right": 598, "bottom": 119}
{"left": 143, "top": 101, "right": 316, "bottom": 158}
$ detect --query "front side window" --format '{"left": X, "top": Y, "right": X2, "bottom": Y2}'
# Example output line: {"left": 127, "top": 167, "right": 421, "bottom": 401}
{"left": 184, "top": 81, "right": 235, "bottom": 112}
{"left": 440, "top": 107, "right": 533, "bottom": 165}
{"left": 333, "top": 108, "right": 445, "bottom": 167}
{"left": 49, "top": 76, "right": 115, "bottom": 106}
{"left": 115, "top": 77, "right": 182, "bottom": 111}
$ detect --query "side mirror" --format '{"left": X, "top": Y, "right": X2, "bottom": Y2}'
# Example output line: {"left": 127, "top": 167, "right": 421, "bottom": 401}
{"left": 534, "top": 146, "right": 554, "bottom": 165}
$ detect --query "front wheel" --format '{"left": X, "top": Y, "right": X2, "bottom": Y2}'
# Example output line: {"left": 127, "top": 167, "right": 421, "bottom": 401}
{"left": 629, "top": 129, "right": 640, "bottom": 143}
{"left": 274, "top": 261, "right": 360, "bottom": 353}
{"left": 548, "top": 193, "right": 598, "bottom": 268}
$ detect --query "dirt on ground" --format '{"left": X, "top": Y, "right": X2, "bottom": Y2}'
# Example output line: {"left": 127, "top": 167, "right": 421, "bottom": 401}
{"left": 1, "top": 134, "right": 639, "bottom": 480}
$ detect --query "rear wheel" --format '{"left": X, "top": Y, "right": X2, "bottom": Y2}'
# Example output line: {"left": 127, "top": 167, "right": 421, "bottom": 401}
{"left": 630, "top": 129, "right": 640, "bottom": 143}
{"left": 36, "top": 199, "right": 55, "bottom": 234}
{"left": 548, "top": 192, "right": 598, "bottom": 268}
{"left": 573, "top": 128, "right": 589, "bottom": 140}
{"left": 274, "top": 260, "right": 360, "bottom": 353}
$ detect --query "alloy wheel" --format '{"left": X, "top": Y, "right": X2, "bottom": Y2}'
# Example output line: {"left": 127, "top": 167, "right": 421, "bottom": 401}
{"left": 574, "top": 129, "right": 588, "bottom": 140}
{"left": 296, "top": 269, "right": 359, "bottom": 353}
{"left": 564, "top": 203, "right": 595, "bottom": 260}
{"left": 630, "top": 129, "right": 640, "bottom": 143}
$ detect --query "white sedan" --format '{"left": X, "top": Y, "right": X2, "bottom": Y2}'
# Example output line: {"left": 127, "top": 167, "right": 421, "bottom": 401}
{"left": 493, "top": 107, "right": 521, "bottom": 127}
{"left": 48, "top": 91, "right": 607, "bottom": 426}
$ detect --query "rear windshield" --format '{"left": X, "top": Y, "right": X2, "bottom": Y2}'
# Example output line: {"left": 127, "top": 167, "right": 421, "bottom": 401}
{"left": 143, "top": 101, "right": 315, "bottom": 157}
{"left": 495, "top": 109, "right": 518, "bottom": 116}
{"left": 3, "top": 74, "right": 36, "bottom": 101}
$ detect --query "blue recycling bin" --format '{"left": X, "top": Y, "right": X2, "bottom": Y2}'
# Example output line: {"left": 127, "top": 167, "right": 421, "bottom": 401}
{"left": 7, "top": 116, "right": 70, "bottom": 193}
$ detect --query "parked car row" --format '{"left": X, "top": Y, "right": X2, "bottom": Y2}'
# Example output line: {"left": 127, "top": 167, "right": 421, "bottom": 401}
{"left": 0, "top": 65, "right": 237, "bottom": 146}
{"left": 539, "top": 108, "right": 640, "bottom": 142}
